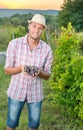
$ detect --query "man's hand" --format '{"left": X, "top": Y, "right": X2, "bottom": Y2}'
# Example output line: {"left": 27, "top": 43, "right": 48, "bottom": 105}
{"left": 22, "top": 65, "right": 40, "bottom": 77}
{"left": 22, "top": 65, "right": 30, "bottom": 76}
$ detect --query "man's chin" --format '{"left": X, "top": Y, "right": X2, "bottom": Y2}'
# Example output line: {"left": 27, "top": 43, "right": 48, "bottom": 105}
{"left": 30, "top": 35, "right": 39, "bottom": 40}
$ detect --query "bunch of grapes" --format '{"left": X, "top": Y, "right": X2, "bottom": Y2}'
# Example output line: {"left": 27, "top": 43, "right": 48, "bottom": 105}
{"left": 24, "top": 65, "right": 39, "bottom": 75}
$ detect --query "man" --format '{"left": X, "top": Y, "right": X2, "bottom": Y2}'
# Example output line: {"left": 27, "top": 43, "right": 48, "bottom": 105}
{"left": 4, "top": 13, "right": 53, "bottom": 130}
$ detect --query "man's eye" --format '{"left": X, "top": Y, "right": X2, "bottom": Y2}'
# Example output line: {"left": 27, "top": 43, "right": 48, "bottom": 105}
{"left": 39, "top": 28, "right": 43, "bottom": 31}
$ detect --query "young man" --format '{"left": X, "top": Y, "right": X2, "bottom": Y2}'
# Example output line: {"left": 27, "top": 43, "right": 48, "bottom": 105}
{"left": 4, "top": 13, "right": 53, "bottom": 130}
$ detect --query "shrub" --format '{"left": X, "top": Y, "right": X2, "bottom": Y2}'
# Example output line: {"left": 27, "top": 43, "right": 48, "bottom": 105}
{"left": 50, "top": 23, "right": 83, "bottom": 120}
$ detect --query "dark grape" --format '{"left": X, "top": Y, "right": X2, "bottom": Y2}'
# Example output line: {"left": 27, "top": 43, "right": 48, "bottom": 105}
{"left": 24, "top": 66, "right": 39, "bottom": 75}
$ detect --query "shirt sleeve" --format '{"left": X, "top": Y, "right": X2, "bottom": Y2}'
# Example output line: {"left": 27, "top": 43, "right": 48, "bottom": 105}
{"left": 4, "top": 40, "right": 16, "bottom": 69}
{"left": 43, "top": 47, "right": 53, "bottom": 74}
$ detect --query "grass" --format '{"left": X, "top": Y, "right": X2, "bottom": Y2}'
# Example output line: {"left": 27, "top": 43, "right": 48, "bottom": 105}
{"left": 0, "top": 64, "right": 83, "bottom": 130}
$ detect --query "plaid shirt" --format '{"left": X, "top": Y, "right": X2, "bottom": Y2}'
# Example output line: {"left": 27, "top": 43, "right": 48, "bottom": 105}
{"left": 4, "top": 34, "right": 53, "bottom": 103}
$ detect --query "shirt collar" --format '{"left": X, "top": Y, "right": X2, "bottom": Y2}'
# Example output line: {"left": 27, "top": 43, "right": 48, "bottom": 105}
{"left": 23, "top": 34, "right": 28, "bottom": 45}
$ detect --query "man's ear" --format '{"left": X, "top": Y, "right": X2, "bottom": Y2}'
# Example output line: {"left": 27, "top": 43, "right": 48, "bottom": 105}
{"left": 28, "top": 24, "right": 30, "bottom": 30}
{"left": 28, "top": 23, "right": 31, "bottom": 30}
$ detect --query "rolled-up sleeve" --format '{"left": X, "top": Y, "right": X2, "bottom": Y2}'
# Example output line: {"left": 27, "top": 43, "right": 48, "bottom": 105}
{"left": 4, "top": 40, "right": 16, "bottom": 69}
{"left": 43, "top": 48, "right": 53, "bottom": 74}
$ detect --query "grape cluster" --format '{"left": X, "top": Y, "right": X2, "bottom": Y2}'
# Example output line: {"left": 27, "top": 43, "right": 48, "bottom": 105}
{"left": 24, "top": 65, "right": 39, "bottom": 75}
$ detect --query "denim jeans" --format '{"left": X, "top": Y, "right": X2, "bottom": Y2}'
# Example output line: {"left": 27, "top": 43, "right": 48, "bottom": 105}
{"left": 7, "top": 97, "right": 42, "bottom": 129}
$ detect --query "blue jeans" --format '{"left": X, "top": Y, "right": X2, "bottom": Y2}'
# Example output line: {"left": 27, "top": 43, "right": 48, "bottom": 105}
{"left": 7, "top": 97, "right": 42, "bottom": 129}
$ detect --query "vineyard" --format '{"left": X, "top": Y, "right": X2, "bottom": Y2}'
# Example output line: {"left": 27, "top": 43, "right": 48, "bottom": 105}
{"left": 0, "top": 13, "right": 83, "bottom": 129}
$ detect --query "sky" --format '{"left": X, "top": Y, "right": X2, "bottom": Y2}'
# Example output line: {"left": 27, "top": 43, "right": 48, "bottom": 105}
{"left": 0, "top": 0, "right": 64, "bottom": 10}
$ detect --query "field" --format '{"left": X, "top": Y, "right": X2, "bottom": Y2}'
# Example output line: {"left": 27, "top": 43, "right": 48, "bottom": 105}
{"left": 0, "top": 23, "right": 83, "bottom": 129}
{"left": 0, "top": 64, "right": 83, "bottom": 130}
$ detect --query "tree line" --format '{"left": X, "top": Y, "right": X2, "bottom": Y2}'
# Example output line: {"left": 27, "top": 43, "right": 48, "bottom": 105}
{"left": 57, "top": 0, "right": 83, "bottom": 31}
{"left": 0, "top": 13, "right": 57, "bottom": 32}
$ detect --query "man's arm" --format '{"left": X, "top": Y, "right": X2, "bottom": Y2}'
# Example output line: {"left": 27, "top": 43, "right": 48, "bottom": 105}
{"left": 4, "top": 66, "right": 22, "bottom": 75}
{"left": 4, "top": 66, "right": 50, "bottom": 80}
{"left": 38, "top": 47, "right": 53, "bottom": 80}
{"left": 38, "top": 70, "right": 50, "bottom": 80}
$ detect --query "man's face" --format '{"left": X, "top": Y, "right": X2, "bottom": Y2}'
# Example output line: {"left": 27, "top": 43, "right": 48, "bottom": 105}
{"left": 28, "top": 22, "right": 44, "bottom": 40}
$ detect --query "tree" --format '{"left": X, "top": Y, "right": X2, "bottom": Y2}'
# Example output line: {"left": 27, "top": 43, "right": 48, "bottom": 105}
{"left": 58, "top": 0, "right": 83, "bottom": 31}
{"left": 11, "top": 17, "right": 21, "bottom": 27}
{"left": 12, "top": 25, "right": 26, "bottom": 39}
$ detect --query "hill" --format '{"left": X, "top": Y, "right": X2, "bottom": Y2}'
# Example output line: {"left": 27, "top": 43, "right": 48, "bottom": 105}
{"left": 0, "top": 9, "right": 58, "bottom": 18}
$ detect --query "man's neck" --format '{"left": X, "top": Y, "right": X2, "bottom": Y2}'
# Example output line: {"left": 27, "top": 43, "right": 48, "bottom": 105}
{"left": 27, "top": 35, "right": 40, "bottom": 50}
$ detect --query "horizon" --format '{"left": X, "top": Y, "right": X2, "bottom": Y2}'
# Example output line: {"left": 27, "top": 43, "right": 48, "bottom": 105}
{"left": 0, "top": 8, "right": 60, "bottom": 10}
{"left": 0, "top": 0, "right": 64, "bottom": 10}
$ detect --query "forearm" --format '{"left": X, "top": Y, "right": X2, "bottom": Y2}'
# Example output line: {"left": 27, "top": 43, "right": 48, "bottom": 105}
{"left": 38, "top": 70, "right": 50, "bottom": 80}
{"left": 4, "top": 65, "right": 50, "bottom": 79}
{"left": 4, "top": 66, "right": 22, "bottom": 75}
